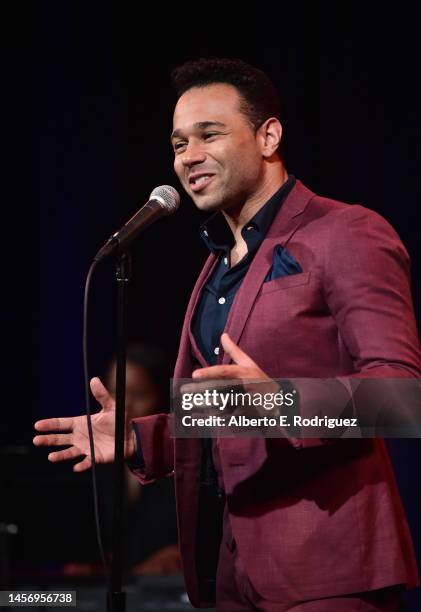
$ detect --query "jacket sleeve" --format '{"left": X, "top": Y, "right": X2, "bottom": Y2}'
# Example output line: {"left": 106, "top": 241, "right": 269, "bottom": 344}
{"left": 325, "top": 204, "right": 421, "bottom": 378}
{"left": 294, "top": 204, "right": 421, "bottom": 449}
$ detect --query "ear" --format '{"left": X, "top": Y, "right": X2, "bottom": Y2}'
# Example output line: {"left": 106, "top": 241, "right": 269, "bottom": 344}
{"left": 257, "top": 117, "right": 282, "bottom": 158}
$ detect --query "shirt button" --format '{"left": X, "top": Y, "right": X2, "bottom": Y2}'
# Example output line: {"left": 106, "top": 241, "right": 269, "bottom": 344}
{"left": 224, "top": 257, "right": 228, "bottom": 265}
{"left": 214, "top": 347, "right": 220, "bottom": 355}
{"left": 246, "top": 225, "right": 253, "bottom": 231}
{"left": 203, "top": 230, "right": 208, "bottom": 237}
{"left": 218, "top": 297, "right": 226, "bottom": 305}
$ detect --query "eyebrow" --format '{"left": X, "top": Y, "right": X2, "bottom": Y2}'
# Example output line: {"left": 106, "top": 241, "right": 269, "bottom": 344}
{"left": 170, "top": 121, "right": 227, "bottom": 142}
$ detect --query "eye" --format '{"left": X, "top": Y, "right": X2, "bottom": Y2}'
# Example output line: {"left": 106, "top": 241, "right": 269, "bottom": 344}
{"left": 203, "top": 132, "right": 219, "bottom": 140}
{"left": 173, "top": 141, "right": 187, "bottom": 153}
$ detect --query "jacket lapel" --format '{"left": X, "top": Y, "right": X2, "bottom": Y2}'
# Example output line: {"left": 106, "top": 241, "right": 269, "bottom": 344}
{"left": 221, "top": 179, "right": 315, "bottom": 363}
{"left": 174, "top": 253, "right": 217, "bottom": 377}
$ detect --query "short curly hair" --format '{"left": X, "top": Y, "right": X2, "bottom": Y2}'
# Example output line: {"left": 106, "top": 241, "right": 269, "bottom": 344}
{"left": 171, "top": 57, "right": 282, "bottom": 133}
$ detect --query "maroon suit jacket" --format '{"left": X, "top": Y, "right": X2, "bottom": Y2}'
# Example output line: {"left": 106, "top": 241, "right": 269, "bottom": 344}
{"left": 132, "top": 179, "right": 421, "bottom": 607}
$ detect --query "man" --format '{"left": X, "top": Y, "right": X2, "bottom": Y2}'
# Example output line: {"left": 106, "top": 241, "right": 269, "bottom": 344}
{"left": 34, "top": 58, "right": 421, "bottom": 610}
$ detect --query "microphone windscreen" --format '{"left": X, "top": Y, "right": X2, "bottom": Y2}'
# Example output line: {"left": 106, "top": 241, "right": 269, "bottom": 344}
{"left": 149, "top": 185, "right": 180, "bottom": 213}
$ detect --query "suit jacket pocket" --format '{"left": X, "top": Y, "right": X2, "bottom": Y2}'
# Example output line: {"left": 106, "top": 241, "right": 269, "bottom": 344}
{"left": 260, "top": 272, "right": 311, "bottom": 295}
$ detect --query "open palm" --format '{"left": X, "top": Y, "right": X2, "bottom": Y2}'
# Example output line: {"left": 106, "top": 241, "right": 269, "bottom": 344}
{"left": 33, "top": 377, "right": 135, "bottom": 471}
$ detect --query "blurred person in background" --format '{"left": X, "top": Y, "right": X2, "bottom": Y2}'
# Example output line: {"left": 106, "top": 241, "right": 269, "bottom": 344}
{"left": 63, "top": 343, "right": 180, "bottom": 577}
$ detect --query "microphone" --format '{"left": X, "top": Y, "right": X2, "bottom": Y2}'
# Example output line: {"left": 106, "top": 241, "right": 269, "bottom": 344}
{"left": 94, "top": 185, "right": 180, "bottom": 262}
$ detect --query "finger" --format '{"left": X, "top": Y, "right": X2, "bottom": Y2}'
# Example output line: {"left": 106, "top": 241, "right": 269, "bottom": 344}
{"left": 90, "top": 377, "right": 115, "bottom": 411}
{"left": 34, "top": 417, "right": 74, "bottom": 432}
{"left": 33, "top": 433, "right": 73, "bottom": 447}
{"left": 182, "top": 374, "right": 242, "bottom": 395}
{"left": 73, "top": 456, "right": 92, "bottom": 472}
{"left": 192, "top": 365, "right": 244, "bottom": 380}
{"left": 220, "top": 333, "right": 256, "bottom": 366}
{"left": 48, "top": 446, "right": 82, "bottom": 462}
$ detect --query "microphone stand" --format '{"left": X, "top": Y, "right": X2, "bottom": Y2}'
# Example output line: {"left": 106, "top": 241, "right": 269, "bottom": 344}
{"left": 107, "top": 252, "right": 131, "bottom": 612}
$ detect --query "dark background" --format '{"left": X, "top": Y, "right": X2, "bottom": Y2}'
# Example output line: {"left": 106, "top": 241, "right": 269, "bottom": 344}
{"left": 2, "top": 2, "right": 420, "bottom": 608}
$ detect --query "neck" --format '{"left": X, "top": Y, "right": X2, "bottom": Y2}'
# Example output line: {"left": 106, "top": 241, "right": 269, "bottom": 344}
{"left": 222, "top": 162, "right": 288, "bottom": 244}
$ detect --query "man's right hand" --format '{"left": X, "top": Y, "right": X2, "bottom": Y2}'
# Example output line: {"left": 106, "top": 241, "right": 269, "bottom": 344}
{"left": 33, "top": 377, "right": 136, "bottom": 472}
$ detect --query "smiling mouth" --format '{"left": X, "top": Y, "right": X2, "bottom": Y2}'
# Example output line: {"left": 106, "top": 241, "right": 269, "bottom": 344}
{"left": 189, "top": 175, "right": 215, "bottom": 193}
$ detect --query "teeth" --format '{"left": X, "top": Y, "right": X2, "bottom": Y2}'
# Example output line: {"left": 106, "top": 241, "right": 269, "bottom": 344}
{"left": 194, "top": 175, "right": 210, "bottom": 185}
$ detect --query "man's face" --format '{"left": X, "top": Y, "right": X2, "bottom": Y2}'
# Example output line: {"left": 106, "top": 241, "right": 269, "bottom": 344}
{"left": 172, "top": 84, "right": 264, "bottom": 212}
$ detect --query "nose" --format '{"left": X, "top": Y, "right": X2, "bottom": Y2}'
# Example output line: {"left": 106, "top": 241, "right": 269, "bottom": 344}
{"left": 179, "top": 140, "right": 206, "bottom": 168}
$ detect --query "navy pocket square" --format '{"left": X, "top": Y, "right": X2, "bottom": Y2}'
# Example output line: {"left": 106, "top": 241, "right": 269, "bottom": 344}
{"left": 265, "top": 245, "right": 303, "bottom": 282}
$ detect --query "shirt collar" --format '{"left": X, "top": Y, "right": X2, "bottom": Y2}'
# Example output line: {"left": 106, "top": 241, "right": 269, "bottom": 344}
{"left": 199, "top": 174, "right": 296, "bottom": 254}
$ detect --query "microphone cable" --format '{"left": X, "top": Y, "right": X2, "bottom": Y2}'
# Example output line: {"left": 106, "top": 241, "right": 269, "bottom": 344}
{"left": 83, "top": 259, "right": 108, "bottom": 573}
